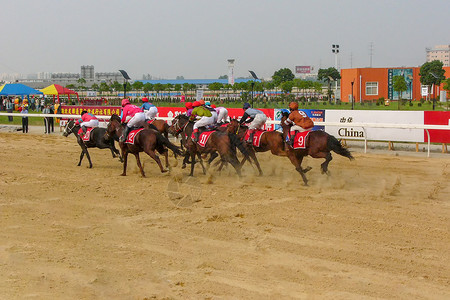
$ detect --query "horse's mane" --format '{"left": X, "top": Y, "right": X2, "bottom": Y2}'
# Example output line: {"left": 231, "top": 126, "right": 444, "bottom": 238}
{"left": 281, "top": 111, "right": 290, "bottom": 118}
{"left": 110, "top": 113, "right": 121, "bottom": 122}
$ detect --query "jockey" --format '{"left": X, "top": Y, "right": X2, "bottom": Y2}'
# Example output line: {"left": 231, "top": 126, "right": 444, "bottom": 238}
{"left": 190, "top": 100, "right": 214, "bottom": 142}
{"left": 141, "top": 97, "right": 158, "bottom": 120}
{"left": 185, "top": 101, "right": 194, "bottom": 117}
{"left": 120, "top": 99, "right": 146, "bottom": 142}
{"left": 239, "top": 102, "right": 267, "bottom": 143}
{"left": 212, "top": 104, "right": 229, "bottom": 124}
{"left": 284, "top": 101, "right": 314, "bottom": 146}
{"left": 75, "top": 110, "right": 99, "bottom": 135}
{"left": 204, "top": 100, "right": 218, "bottom": 123}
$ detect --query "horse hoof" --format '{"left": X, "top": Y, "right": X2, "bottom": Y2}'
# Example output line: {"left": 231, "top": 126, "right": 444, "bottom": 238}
{"left": 161, "top": 170, "right": 168, "bottom": 173}
{"left": 181, "top": 164, "right": 186, "bottom": 169}
{"left": 304, "top": 166, "right": 312, "bottom": 173}
{"left": 120, "top": 173, "right": 126, "bottom": 176}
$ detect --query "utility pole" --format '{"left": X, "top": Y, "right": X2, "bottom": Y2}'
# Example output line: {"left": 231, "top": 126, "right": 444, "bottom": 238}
{"left": 332, "top": 44, "right": 339, "bottom": 103}
{"left": 369, "top": 42, "right": 374, "bottom": 68}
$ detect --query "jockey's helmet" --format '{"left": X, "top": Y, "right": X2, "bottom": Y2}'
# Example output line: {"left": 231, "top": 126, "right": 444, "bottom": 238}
{"left": 81, "top": 110, "right": 88, "bottom": 116}
{"left": 289, "top": 101, "right": 299, "bottom": 111}
{"left": 185, "top": 102, "right": 193, "bottom": 109}
{"left": 205, "top": 100, "right": 211, "bottom": 106}
{"left": 142, "top": 97, "right": 148, "bottom": 102}
{"left": 192, "top": 101, "right": 201, "bottom": 107}
{"left": 121, "top": 99, "right": 130, "bottom": 107}
{"left": 243, "top": 102, "right": 251, "bottom": 109}
{"left": 211, "top": 104, "right": 217, "bottom": 108}
{"left": 199, "top": 99, "right": 205, "bottom": 105}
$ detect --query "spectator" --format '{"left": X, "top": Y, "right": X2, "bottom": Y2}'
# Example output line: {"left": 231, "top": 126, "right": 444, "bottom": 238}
{"left": 6, "top": 98, "right": 14, "bottom": 122}
{"left": 19, "top": 99, "right": 29, "bottom": 133}
{"left": 43, "top": 105, "right": 51, "bottom": 134}
{"left": 49, "top": 104, "right": 55, "bottom": 132}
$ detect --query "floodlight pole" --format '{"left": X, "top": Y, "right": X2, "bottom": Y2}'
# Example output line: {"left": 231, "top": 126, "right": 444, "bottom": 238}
{"left": 351, "top": 80, "right": 354, "bottom": 110}
{"left": 119, "top": 69, "right": 131, "bottom": 99}
{"left": 248, "top": 70, "right": 259, "bottom": 108}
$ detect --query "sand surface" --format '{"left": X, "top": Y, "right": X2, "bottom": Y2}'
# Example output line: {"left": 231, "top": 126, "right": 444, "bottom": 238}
{"left": 0, "top": 131, "right": 449, "bottom": 299}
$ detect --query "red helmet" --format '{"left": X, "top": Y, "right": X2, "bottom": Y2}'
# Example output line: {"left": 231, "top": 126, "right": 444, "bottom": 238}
{"left": 185, "top": 101, "right": 193, "bottom": 109}
{"left": 142, "top": 97, "right": 148, "bottom": 102}
{"left": 199, "top": 99, "right": 205, "bottom": 105}
{"left": 121, "top": 99, "right": 130, "bottom": 107}
{"left": 211, "top": 104, "right": 217, "bottom": 108}
{"left": 192, "top": 101, "right": 201, "bottom": 107}
{"left": 289, "top": 101, "right": 299, "bottom": 110}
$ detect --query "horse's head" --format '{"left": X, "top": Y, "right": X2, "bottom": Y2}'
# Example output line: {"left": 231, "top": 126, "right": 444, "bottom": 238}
{"left": 63, "top": 119, "right": 76, "bottom": 137}
{"left": 169, "top": 114, "right": 189, "bottom": 135}
{"left": 226, "top": 118, "right": 240, "bottom": 134}
{"left": 105, "top": 114, "right": 122, "bottom": 141}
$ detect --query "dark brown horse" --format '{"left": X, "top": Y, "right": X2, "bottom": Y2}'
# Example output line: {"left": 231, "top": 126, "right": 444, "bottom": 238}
{"left": 145, "top": 119, "right": 170, "bottom": 139}
{"left": 105, "top": 114, "right": 182, "bottom": 177}
{"left": 63, "top": 119, "right": 122, "bottom": 168}
{"left": 280, "top": 112, "right": 354, "bottom": 185}
{"left": 169, "top": 114, "right": 245, "bottom": 176}
{"left": 227, "top": 118, "right": 287, "bottom": 176}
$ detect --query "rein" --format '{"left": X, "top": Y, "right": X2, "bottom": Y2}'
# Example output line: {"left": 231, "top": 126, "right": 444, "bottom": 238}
{"left": 66, "top": 121, "right": 77, "bottom": 134}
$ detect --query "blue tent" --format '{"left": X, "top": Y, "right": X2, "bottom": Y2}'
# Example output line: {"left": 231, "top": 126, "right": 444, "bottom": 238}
{"left": 0, "top": 83, "right": 43, "bottom": 96}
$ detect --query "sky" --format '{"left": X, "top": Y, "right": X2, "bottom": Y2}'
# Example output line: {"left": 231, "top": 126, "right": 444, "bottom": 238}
{"left": 1, "top": 0, "right": 449, "bottom": 80}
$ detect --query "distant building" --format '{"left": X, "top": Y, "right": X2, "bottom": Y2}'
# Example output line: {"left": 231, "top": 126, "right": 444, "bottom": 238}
{"left": 426, "top": 45, "right": 450, "bottom": 66}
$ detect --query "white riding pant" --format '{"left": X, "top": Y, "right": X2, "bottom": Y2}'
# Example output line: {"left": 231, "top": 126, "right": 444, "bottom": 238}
{"left": 217, "top": 108, "right": 228, "bottom": 123}
{"left": 211, "top": 111, "right": 218, "bottom": 123}
{"left": 145, "top": 106, "right": 158, "bottom": 120}
{"left": 248, "top": 113, "right": 267, "bottom": 130}
{"left": 291, "top": 124, "right": 312, "bottom": 133}
{"left": 127, "top": 112, "right": 146, "bottom": 128}
{"left": 193, "top": 116, "right": 215, "bottom": 130}
{"left": 80, "top": 119, "right": 99, "bottom": 128}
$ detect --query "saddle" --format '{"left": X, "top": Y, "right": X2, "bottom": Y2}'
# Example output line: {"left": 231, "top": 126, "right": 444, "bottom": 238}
{"left": 78, "top": 127, "right": 95, "bottom": 142}
{"left": 288, "top": 130, "right": 311, "bottom": 149}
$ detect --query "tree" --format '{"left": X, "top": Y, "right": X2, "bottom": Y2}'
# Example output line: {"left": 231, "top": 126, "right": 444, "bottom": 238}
{"left": 218, "top": 75, "right": 228, "bottom": 79}
{"left": 153, "top": 83, "right": 163, "bottom": 98}
{"left": 91, "top": 83, "right": 99, "bottom": 91}
{"left": 419, "top": 60, "right": 446, "bottom": 100}
{"left": 281, "top": 81, "right": 294, "bottom": 94}
{"left": 77, "top": 78, "right": 86, "bottom": 90}
{"left": 272, "top": 68, "right": 294, "bottom": 86}
{"left": 208, "top": 82, "right": 223, "bottom": 97}
{"left": 99, "top": 82, "right": 110, "bottom": 95}
{"left": 143, "top": 83, "right": 154, "bottom": 96}
{"left": 393, "top": 75, "right": 407, "bottom": 109}
{"left": 111, "top": 81, "right": 122, "bottom": 92}
{"left": 317, "top": 67, "right": 341, "bottom": 102}
{"left": 132, "top": 81, "right": 144, "bottom": 93}
{"left": 176, "top": 76, "right": 185, "bottom": 80}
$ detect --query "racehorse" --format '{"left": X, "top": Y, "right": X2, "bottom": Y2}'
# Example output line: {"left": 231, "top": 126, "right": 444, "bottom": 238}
{"left": 63, "top": 119, "right": 122, "bottom": 168}
{"left": 105, "top": 114, "right": 183, "bottom": 177}
{"left": 169, "top": 114, "right": 245, "bottom": 177}
{"left": 227, "top": 118, "right": 287, "bottom": 176}
{"left": 280, "top": 111, "right": 354, "bottom": 185}
{"left": 145, "top": 119, "right": 170, "bottom": 140}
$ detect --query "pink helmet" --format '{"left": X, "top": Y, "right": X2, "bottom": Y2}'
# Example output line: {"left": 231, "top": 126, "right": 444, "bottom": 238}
{"left": 121, "top": 99, "right": 130, "bottom": 107}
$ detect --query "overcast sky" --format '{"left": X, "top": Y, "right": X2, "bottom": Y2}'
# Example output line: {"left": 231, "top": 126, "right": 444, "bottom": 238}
{"left": 1, "top": 0, "right": 449, "bottom": 80}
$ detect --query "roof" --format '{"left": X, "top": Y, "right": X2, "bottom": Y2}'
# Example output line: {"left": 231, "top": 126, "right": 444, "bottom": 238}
{"left": 0, "top": 83, "right": 43, "bottom": 96}
{"left": 137, "top": 78, "right": 259, "bottom": 85}
{"left": 40, "top": 84, "right": 78, "bottom": 95}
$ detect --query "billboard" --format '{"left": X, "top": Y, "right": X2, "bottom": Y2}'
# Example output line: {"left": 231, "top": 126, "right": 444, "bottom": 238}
{"left": 388, "top": 69, "right": 413, "bottom": 100}
{"left": 295, "top": 66, "right": 311, "bottom": 74}
{"left": 324, "top": 110, "right": 424, "bottom": 142}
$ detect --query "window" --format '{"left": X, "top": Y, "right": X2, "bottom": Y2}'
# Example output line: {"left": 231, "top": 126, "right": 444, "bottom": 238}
{"left": 366, "top": 82, "right": 378, "bottom": 95}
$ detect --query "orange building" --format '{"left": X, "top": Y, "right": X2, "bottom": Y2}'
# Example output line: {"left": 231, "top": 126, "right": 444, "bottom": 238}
{"left": 340, "top": 66, "right": 450, "bottom": 103}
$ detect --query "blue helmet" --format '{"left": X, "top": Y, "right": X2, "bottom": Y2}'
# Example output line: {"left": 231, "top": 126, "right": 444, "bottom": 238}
{"left": 243, "top": 102, "right": 251, "bottom": 109}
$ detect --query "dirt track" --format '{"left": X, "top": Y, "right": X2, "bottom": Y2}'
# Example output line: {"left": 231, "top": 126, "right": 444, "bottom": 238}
{"left": 0, "top": 131, "right": 449, "bottom": 299}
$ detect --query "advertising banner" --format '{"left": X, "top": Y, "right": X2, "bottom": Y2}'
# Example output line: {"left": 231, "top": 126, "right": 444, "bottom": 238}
{"left": 273, "top": 109, "right": 325, "bottom": 131}
{"left": 324, "top": 110, "right": 424, "bottom": 142}
{"left": 295, "top": 66, "right": 311, "bottom": 74}
{"left": 388, "top": 69, "right": 413, "bottom": 100}
{"left": 424, "top": 111, "right": 450, "bottom": 143}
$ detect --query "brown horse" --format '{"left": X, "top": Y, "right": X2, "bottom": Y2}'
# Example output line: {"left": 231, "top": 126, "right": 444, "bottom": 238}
{"left": 145, "top": 119, "right": 170, "bottom": 139}
{"left": 280, "top": 112, "right": 354, "bottom": 185}
{"left": 105, "top": 114, "right": 182, "bottom": 177}
{"left": 227, "top": 118, "right": 287, "bottom": 176}
{"left": 169, "top": 114, "right": 245, "bottom": 177}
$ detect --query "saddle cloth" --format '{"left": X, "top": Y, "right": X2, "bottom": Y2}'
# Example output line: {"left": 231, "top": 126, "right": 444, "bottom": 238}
{"left": 78, "top": 127, "right": 94, "bottom": 142}
{"left": 126, "top": 128, "right": 145, "bottom": 144}
{"left": 244, "top": 129, "right": 266, "bottom": 147}
{"left": 191, "top": 130, "right": 215, "bottom": 147}
{"left": 290, "top": 130, "right": 311, "bottom": 149}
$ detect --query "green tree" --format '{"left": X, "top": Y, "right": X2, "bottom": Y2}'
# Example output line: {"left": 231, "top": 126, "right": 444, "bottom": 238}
{"left": 77, "top": 78, "right": 86, "bottom": 90}
{"left": 272, "top": 68, "right": 294, "bottom": 86}
{"left": 281, "top": 81, "right": 294, "bottom": 94}
{"left": 153, "top": 83, "right": 163, "bottom": 98}
{"left": 393, "top": 75, "right": 407, "bottom": 109}
{"left": 143, "top": 83, "right": 154, "bottom": 96}
{"left": 132, "top": 81, "right": 144, "bottom": 94}
{"left": 208, "top": 82, "right": 223, "bottom": 98}
{"left": 419, "top": 60, "right": 446, "bottom": 99}
{"left": 99, "top": 82, "right": 111, "bottom": 95}
{"left": 317, "top": 67, "right": 341, "bottom": 102}
{"left": 218, "top": 75, "right": 228, "bottom": 79}
{"left": 111, "top": 81, "right": 122, "bottom": 91}
{"left": 91, "top": 83, "right": 99, "bottom": 91}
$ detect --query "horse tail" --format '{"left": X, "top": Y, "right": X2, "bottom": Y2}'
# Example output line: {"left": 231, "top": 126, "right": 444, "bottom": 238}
{"left": 155, "top": 131, "right": 183, "bottom": 157}
{"left": 228, "top": 132, "right": 249, "bottom": 157}
{"left": 327, "top": 134, "right": 354, "bottom": 160}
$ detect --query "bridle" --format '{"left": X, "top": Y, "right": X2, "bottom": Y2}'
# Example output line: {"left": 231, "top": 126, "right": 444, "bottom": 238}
{"left": 65, "top": 120, "right": 76, "bottom": 135}
{"left": 172, "top": 116, "right": 188, "bottom": 134}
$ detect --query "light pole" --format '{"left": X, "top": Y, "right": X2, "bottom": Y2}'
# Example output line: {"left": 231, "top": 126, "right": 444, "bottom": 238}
{"left": 249, "top": 70, "right": 259, "bottom": 107}
{"left": 351, "top": 80, "right": 354, "bottom": 110}
{"left": 430, "top": 72, "right": 440, "bottom": 111}
{"left": 119, "top": 70, "right": 131, "bottom": 98}
{"left": 332, "top": 44, "right": 339, "bottom": 103}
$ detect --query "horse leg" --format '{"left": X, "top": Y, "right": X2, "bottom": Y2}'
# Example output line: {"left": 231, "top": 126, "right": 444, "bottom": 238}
{"left": 227, "top": 153, "right": 242, "bottom": 177}
{"left": 77, "top": 150, "right": 85, "bottom": 166}
{"left": 189, "top": 151, "right": 196, "bottom": 176}
{"left": 287, "top": 152, "right": 308, "bottom": 186}
{"left": 207, "top": 152, "right": 219, "bottom": 165}
{"left": 145, "top": 149, "right": 167, "bottom": 173}
{"left": 309, "top": 149, "right": 331, "bottom": 175}
{"left": 121, "top": 151, "right": 129, "bottom": 176}
{"left": 134, "top": 153, "right": 146, "bottom": 177}
{"left": 197, "top": 153, "right": 207, "bottom": 175}
{"left": 85, "top": 149, "right": 93, "bottom": 168}
{"left": 164, "top": 149, "right": 170, "bottom": 170}
{"left": 249, "top": 150, "right": 263, "bottom": 176}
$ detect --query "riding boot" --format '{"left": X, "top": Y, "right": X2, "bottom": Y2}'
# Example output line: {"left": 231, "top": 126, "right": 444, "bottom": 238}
{"left": 120, "top": 126, "right": 130, "bottom": 142}
{"left": 193, "top": 129, "right": 199, "bottom": 143}
{"left": 81, "top": 125, "right": 87, "bottom": 136}
{"left": 288, "top": 131, "right": 296, "bottom": 146}
{"left": 247, "top": 129, "right": 254, "bottom": 143}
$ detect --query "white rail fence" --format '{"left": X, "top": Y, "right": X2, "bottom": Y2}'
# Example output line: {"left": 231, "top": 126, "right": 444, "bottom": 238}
{"left": 1, "top": 112, "right": 449, "bottom": 157}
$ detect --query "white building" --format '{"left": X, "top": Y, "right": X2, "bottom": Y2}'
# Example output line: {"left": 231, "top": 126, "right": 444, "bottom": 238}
{"left": 426, "top": 45, "right": 450, "bottom": 66}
